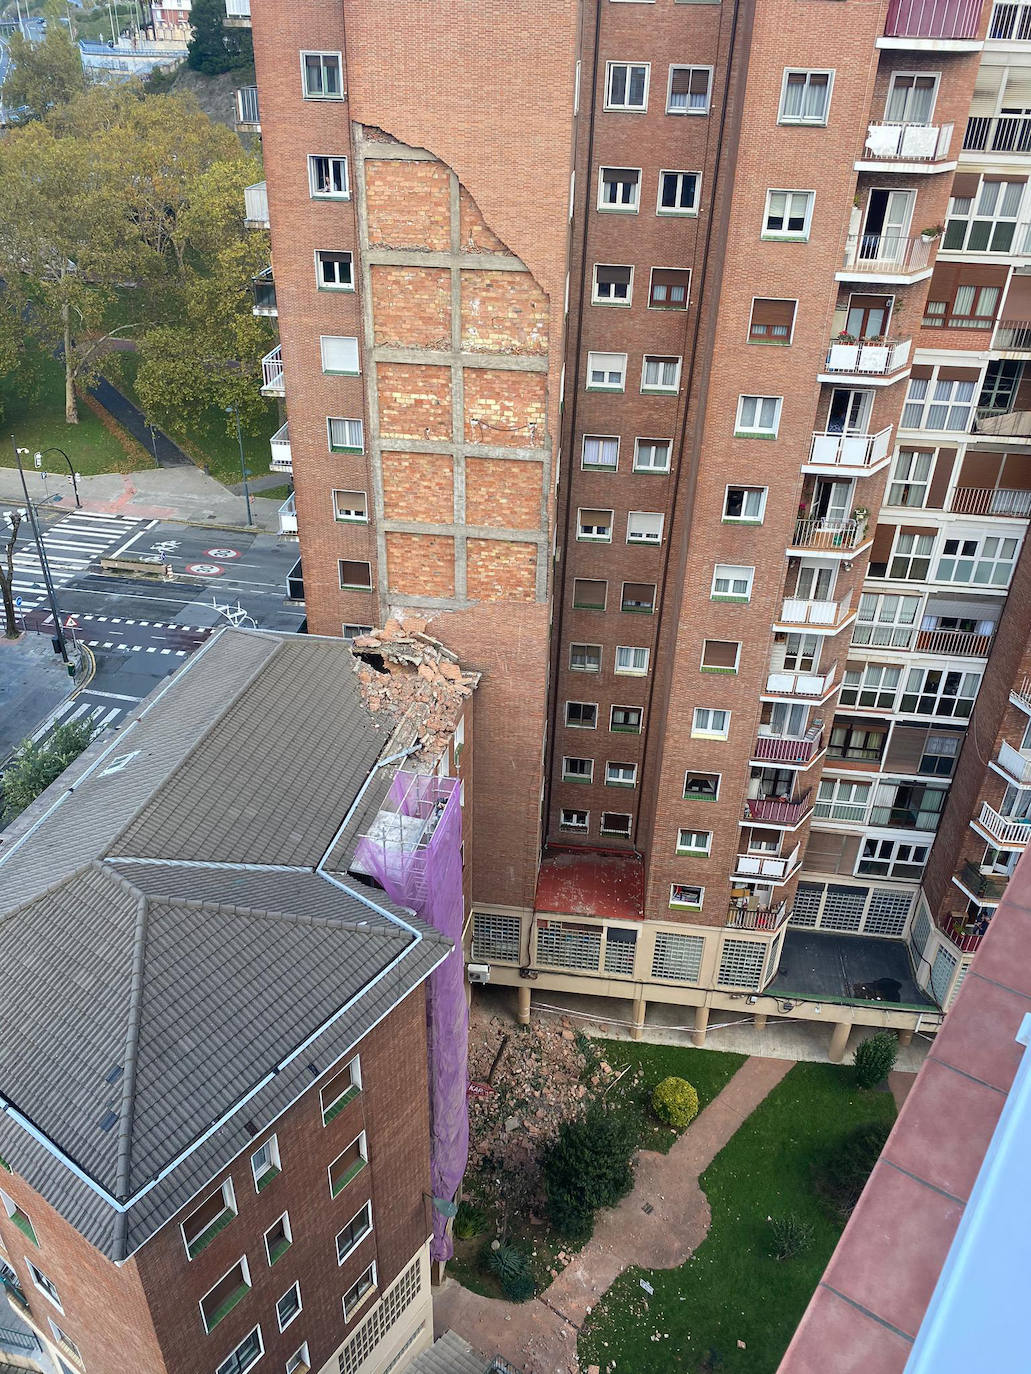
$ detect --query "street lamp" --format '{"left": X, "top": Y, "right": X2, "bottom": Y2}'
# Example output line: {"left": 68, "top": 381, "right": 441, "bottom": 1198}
{"left": 9, "top": 437, "right": 69, "bottom": 665}
{"left": 34, "top": 447, "right": 81, "bottom": 507}
{"left": 227, "top": 404, "right": 254, "bottom": 527}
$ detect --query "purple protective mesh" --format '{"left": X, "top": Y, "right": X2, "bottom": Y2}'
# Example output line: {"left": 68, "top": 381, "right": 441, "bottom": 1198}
{"left": 353, "top": 771, "right": 468, "bottom": 1261}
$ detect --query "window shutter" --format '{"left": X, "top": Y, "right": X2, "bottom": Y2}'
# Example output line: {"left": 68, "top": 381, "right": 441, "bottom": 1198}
{"left": 749, "top": 298, "right": 797, "bottom": 338}
{"left": 596, "top": 265, "right": 631, "bottom": 287}
{"left": 969, "top": 65, "right": 1005, "bottom": 117}
{"left": 650, "top": 268, "right": 691, "bottom": 304}
{"left": 321, "top": 336, "right": 359, "bottom": 373}
{"left": 1003, "top": 69, "right": 1031, "bottom": 109}
{"left": 702, "top": 639, "right": 740, "bottom": 669}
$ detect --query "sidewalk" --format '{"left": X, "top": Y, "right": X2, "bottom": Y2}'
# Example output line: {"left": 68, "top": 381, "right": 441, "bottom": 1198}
{"left": 0, "top": 464, "right": 284, "bottom": 532}
{"left": 0, "top": 632, "right": 75, "bottom": 764}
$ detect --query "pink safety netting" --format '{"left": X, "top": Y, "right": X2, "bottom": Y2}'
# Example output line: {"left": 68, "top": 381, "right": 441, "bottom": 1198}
{"left": 353, "top": 771, "right": 468, "bottom": 1261}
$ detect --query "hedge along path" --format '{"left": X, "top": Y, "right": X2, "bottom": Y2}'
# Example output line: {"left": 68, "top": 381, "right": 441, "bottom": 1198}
{"left": 434, "top": 1056, "right": 792, "bottom": 1374}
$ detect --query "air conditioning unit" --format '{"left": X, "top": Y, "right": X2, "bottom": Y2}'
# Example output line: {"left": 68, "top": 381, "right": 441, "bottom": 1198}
{"left": 467, "top": 963, "right": 491, "bottom": 984}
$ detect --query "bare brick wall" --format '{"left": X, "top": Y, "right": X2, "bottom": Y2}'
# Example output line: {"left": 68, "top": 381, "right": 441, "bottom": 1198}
{"left": 462, "top": 369, "right": 548, "bottom": 448}
{"left": 372, "top": 266, "right": 451, "bottom": 349}
{"left": 461, "top": 272, "right": 549, "bottom": 355}
{"left": 382, "top": 451, "right": 455, "bottom": 523}
{"left": 365, "top": 160, "right": 451, "bottom": 250}
{"left": 386, "top": 533, "right": 456, "bottom": 598}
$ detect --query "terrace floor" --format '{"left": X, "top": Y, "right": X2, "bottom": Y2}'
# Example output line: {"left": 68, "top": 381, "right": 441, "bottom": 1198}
{"left": 768, "top": 928, "right": 936, "bottom": 1009}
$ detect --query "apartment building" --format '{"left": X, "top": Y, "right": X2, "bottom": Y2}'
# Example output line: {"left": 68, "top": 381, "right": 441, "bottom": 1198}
{"left": 238, "top": 0, "right": 1031, "bottom": 1057}
{"left": 0, "top": 628, "right": 473, "bottom": 1374}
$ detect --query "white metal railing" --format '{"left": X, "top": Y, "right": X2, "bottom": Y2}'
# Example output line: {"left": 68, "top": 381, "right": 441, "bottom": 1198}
{"left": 998, "top": 739, "right": 1031, "bottom": 785}
{"left": 841, "top": 233, "right": 932, "bottom": 274}
{"left": 964, "top": 113, "right": 1031, "bottom": 154}
{"left": 278, "top": 493, "right": 297, "bottom": 534}
{"left": 244, "top": 181, "right": 268, "bottom": 226}
{"left": 261, "top": 346, "right": 284, "bottom": 395}
{"left": 913, "top": 627, "right": 994, "bottom": 656}
{"left": 808, "top": 425, "right": 893, "bottom": 469}
{"left": 948, "top": 485, "right": 1031, "bottom": 517}
{"left": 989, "top": 1, "right": 1031, "bottom": 38}
{"left": 225, "top": 0, "right": 251, "bottom": 15}
{"left": 823, "top": 337, "right": 912, "bottom": 374}
{"left": 269, "top": 420, "right": 291, "bottom": 471}
{"left": 790, "top": 517, "right": 865, "bottom": 551}
{"left": 779, "top": 593, "right": 852, "bottom": 627}
{"left": 1011, "top": 676, "right": 1031, "bottom": 713}
{"left": 977, "top": 800, "right": 1031, "bottom": 845}
{"left": 235, "top": 85, "right": 260, "bottom": 127}
{"left": 733, "top": 843, "right": 801, "bottom": 880}
{"left": 765, "top": 666, "right": 837, "bottom": 698}
{"left": 864, "top": 121, "right": 953, "bottom": 161}
{"left": 992, "top": 319, "right": 1031, "bottom": 351}
{"left": 884, "top": 0, "right": 984, "bottom": 39}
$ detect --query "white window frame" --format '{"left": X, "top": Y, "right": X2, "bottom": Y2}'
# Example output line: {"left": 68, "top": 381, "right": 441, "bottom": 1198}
{"left": 342, "top": 624, "right": 374, "bottom": 642}
{"left": 627, "top": 511, "right": 664, "bottom": 544}
{"left": 308, "top": 154, "right": 349, "bottom": 199}
{"left": 286, "top": 1343, "right": 311, "bottom": 1374}
{"left": 692, "top": 707, "right": 730, "bottom": 739}
{"left": 684, "top": 770, "right": 721, "bottom": 802}
{"left": 676, "top": 828, "right": 712, "bottom": 856}
{"left": 327, "top": 417, "right": 365, "bottom": 453}
{"left": 900, "top": 374, "right": 976, "bottom": 433}
{"left": 577, "top": 507, "right": 614, "bottom": 542}
{"left": 648, "top": 266, "right": 691, "bottom": 310}
{"left": 605, "top": 61, "right": 650, "bottom": 112}
{"left": 276, "top": 1281, "right": 302, "bottom": 1333}
{"left": 582, "top": 434, "right": 619, "bottom": 470}
{"left": 250, "top": 1135, "right": 281, "bottom": 1191}
{"left": 641, "top": 355, "right": 682, "bottom": 393}
{"left": 216, "top": 1327, "right": 264, "bottom": 1374}
{"left": 321, "top": 1055, "right": 362, "bottom": 1124}
{"left": 634, "top": 438, "right": 671, "bottom": 473}
{"left": 26, "top": 1261, "right": 62, "bottom": 1311}
{"left": 300, "top": 50, "right": 344, "bottom": 100}
{"left": 723, "top": 485, "right": 768, "bottom": 523}
{"left": 560, "top": 808, "right": 590, "bottom": 831}
{"left": 778, "top": 68, "right": 834, "bottom": 126}
{"left": 332, "top": 489, "right": 369, "bottom": 523}
{"left": 562, "top": 756, "right": 595, "bottom": 783}
{"left": 315, "top": 249, "right": 354, "bottom": 292}
{"left": 592, "top": 263, "right": 634, "bottom": 306}
{"left": 748, "top": 295, "right": 797, "bottom": 346}
{"left": 263, "top": 1212, "right": 293, "bottom": 1267}
{"left": 600, "top": 811, "right": 633, "bottom": 837}
{"left": 934, "top": 532, "right": 1020, "bottom": 586}
{"left": 605, "top": 761, "right": 638, "bottom": 787}
{"left": 328, "top": 1131, "right": 368, "bottom": 1198}
{"left": 565, "top": 701, "right": 599, "bottom": 729}
{"left": 610, "top": 704, "right": 643, "bottom": 733}
{"left": 735, "top": 395, "right": 782, "bottom": 437}
{"left": 47, "top": 1319, "right": 82, "bottom": 1365}
{"left": 711, "top": 564, "right": 754, "bottom": 602}
{"left": 670, "top": 883, "right": 704, "bottom": 910}
{"left": 885, "top": 70, "right": 939, "bottom": 124}
{"left": 597, "top": 165, "right": 642, "bottom": 212}
{"left": 657, "top": 169, "right": 699, "bottom": 216}
{"left": 586, "top": 351, "right": 627, "bottom": 391}
{"left": 666, "top": 63, "right": 712, "bottom": 115}
{"left": 338, "top": 560, "right": 372, "bottom": 591}
{"left": 320, "top": 335, "right": 360, "bottom": 376}
{"left": 701, "top": 639, "right": 742, "bottom": 673}
{"left": 763, "top": 189, "right": 814, "bottom": 240}
{"left": 886, "top": 448, "right": 935, "bottom": 508}
{"left": 615, "top": 645, "right": 650, "bottom": 676}
{"left": 336, "top": 1201, "right": 373, "bottom": 1265}
{"left": 342, "top": 1262, "right": 378, "bottom": 1322}
{"left": 180, "top": 1179, "right": 237, "bottom": 1259}
{"left": 200, "top": 1257, "right": 250, "bottom": 1334}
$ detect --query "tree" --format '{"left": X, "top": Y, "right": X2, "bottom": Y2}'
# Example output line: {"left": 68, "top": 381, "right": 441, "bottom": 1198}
{"left": 542, "top": 1106, "right": 636, "bottom": 1245}
{"left": 3, "top": 27, "right": 86, "bottom": 123}
{"left": 853, "top": 1031, "right": 898, "bottom": 1089}
{"left": 1, "top": 509, "right": 24, "bottom": 640}
{"left": 187, "top": 0, "right": 253, "bottom": 75}
{"left": 1, "top": 719, "right": 98, "bottom": 821}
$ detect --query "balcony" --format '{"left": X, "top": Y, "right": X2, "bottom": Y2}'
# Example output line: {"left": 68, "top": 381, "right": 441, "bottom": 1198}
{"left": 752, "top": 728, "right": 824, "bottom": 766}
{"left": 942, "top": 913, "right": 989, "bottom": 953}
{"left": 269, "top": 419, "right": 291, "bottom": 470}
{"left": 881, "top": 0, "right": 985, "bottom": 45}
{"left": 774, "top": 593, "right": 855, "bottom": 634}
{"left": 972, "top": 407, "right": 1031, "bottom": 439}
{"left": 997, "top": 738, "right": 1031, "bottom": 785}
{"left": 732, "top": 843, "right": 802, "bottom": 883}
{"left": 1011, "top": 675, "right": 1031, "bottom": 713}
{"left": 913, "top": 627, "right": 994, "bottom": 656}
{"left": 764, "top": 667, "right": 838, "bottom": 702}
{"left": 818, "top": 337, "right": 912, "bottom": 383}
{"left": 744, "top": 793, "right": 813, "bottom": 827}
{"left": 964, "top": 114, "right": 1031, "bottom": 158}
{"left": 988, "top": 0, "right": 1031, "bottom": 37}
{"left": 947, "top": 484, "right": 1031, "bottom": 517}
{"left": 837, "top": 233, "right": 932, "bottom": 282}
{"left": 235, "top": 85, "right": 260, "bottom": 132}
{"left": 974, "top": 800, "right": 1031, "bottom": 846}
{"left": 788, "top": 517, "right": 869, "bottom": 556}
{"left": 278, "top": 492, "right": 298, "bottom": 535}
{"left": 252, "top": 266, "right": 276, "bottom": 315}
{"left": 992, "top": 319, "right": 1031, "bottom": 354}
{"left": 805, "top": 426, "right": 893, "bottom": 475}
{"left": 954, "top": 860, "right": 1009, "bottom": 903}
{"left": 261, "top": 346, "right": 285, "bottom": 397}
{"left": 244, "top": 181, "right": 269, "bottom": 229}
{"left": 858, "top": 121, "right": 955, "bottom": 172}
{"left": 224, "top": 0, "right": 251, "bottom": 24}
{"left": 725, "top": 900, "right": 789, "bottom": 931}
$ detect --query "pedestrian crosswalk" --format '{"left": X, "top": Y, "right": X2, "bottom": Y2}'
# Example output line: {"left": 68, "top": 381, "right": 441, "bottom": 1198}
{"left": 11, "top": 511, "right": 143, "bottom": 613}
{"left": 33, "top": 693, "right": 132, "bottom": 742}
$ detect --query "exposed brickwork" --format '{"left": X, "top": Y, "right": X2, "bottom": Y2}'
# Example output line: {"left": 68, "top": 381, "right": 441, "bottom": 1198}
{"left": 386, "top": 532, "right": 456, "bottom": 597}
{"left": 371, "top": 265, "right": 451, "bottom": 349}
{"left": 464, "top": 369, "right": 547, "bottom": 447}
{"left": 466, "top": 539, "right": 538, "bottom": 601}
{"left": 465, "top": 457, "right": 542, "bottom": 529}
{"left": 459, "top": 186, "right": 509, "bottom": 254}
{"left": 381, "top": 450, "right": 455, "bottom": 523}
{"left": 365, "top": 159, "right": 451, "bottom": 251}
{"left": 377, "top": 362, "right": 453, "bottom": 440}
{"left": 461, "top": 271, "right": 549, "bottom": 355}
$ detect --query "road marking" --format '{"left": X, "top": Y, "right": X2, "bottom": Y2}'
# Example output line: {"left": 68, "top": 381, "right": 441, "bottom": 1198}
{"left": 160, "top": 648, "right": 171, "bottom": 654}
{"left": 116, "top": 643, "right": 128, "bottom": 649}
{"left": 82, "top": 689, "right": 139, "bottom": 703}
{"left": 145, "top": 646, "right": 156, "bottom": 653}
{"left": 108, "top": 518, "right": 157, "bottom": 558}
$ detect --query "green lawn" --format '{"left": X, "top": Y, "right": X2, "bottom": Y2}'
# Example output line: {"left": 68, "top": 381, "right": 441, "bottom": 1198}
{"left": 259, "top": 483, "right": 294, "bottom": 503}
{"left": 578, "top": 1063, "right": 897, "bottom": 1374}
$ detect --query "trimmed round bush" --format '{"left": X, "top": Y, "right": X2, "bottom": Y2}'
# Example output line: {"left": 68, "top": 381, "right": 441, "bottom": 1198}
{"left": 651, "top": 1076, "right": 700, "bottom": 1130}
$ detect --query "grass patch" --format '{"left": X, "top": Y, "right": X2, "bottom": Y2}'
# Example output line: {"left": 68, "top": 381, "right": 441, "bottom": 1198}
{"left": 1, "top": 351, "right": 153, "bottom": 476}
{"left": 259, "top": 482, "right": 294, "bottom": 503}
{"left": 579, "top": 1063, "right": 897, "bottom": 1374}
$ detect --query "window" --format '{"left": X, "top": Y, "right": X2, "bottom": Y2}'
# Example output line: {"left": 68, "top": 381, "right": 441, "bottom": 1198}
{"left": 322, "top": 1056, "right": 362, "bottom": 1124}
{"left": 605, "top": 62, "right": 649, "bottom": 110}
{"left": 286, "top": 1344, "right": 311, "bottom": 1374}
{"left": 569, "top": 642, "right": 602, "bottom": 672}
{"left": 27, "top": 1262, "right": 61, "bottom": 1310}
{"left": 598, "top": 166, "right": 641, "bottom": 211}
{"left": 200, "top": 1259, "right": 250, "bottom": 1332}
{"left": 684, "top": 770, "right": 720, "bottom": 802}
{"left": 471, "top": 911, "right": 521, "bottom": 961}
{"left": 885, "top": 71, "right": 937, "bottom": 124}
{"left": 711, "top": 564, "right": 754, "bottom": 602}
{"left": 621, "top": 582, "right": 655, "bottom": 613}
{"left": 320, "top": 335, "right": 360, "bottom": 375}
{"left": 935, "top": 534, "right": 1019, "bottom": 586}
{"left": 572, "top": 578, "right": 607, "bottom": 610}
{"left": 667, "top": 64, "right": 712, "bottom": 114}
{"left": 634, "top": 439, "right": 671, "bottom": 472}
{"left": 677, "top": 829, "right": 712, "bottom": 856}
{"left": 764, "top": 189, "right": 814, "bottom": 239}
{"left": 309, "top": 154, "right": 349, "bottom": 198}
{"left": 611, "top": 705, "right": 643, "bottom": 733}
{"left": 887, "top": 449, "right": 933, "bottom": 507}
{"left": 586, "top": 351, "right": 627, "bottom": 390}
{"left": 251, "top": 1136, "right": 281, "bottom": 1192}
{"left": 749, "top": 299, "right": 796, "bottom": 345}
{"left": 601, "top": 812, "right": 632, "bottom": 837}
{"left": 329, "top": 1133, "right": 368, "bottom": 1197}
{"left": 328, "top": 417, "right": 365, "bottom": 453}
{"left": 1, "top": 1191, "right": 36, "bottom": 1245}
{"left": 560, "top": 808, "right": 589, "bottom": 831}
{"left": 48, "top": 1321, "right": 82, "bottom": 1366}
{"left": 562, "top": 756, "right": 594, "bottom": 783}
{"left": 336, "top": 1202, "right": 373, "bottom": 1264}
{"left": 925, "top": 284, "right": 1000, "bottom": 330}
{"left": 615, "top": 646, "right": 650, "bottom": 675}
{"left": 652, "top": 929, "right": 705, "bottom": 982}
{"left": 828, "top": 722, "right": 887, "bottom": 762}
{"left": 840, "top": 663, "right": 902, "bottom": 710}
{"left": 692, "top": 707, "right": 730, "bottom": 739}
{"left": 582, "top": 435, "right": 619, "bottom": 469}
{"left": 944, "top": 178, "right": 1025, "bottom": 253}
{"left": 642, "top": 355, "right": 682, "bottom": 392}
{"left": 264, "top": 1213, "right": 293, "bottom": 1266}
{"left": 339, "top": 560, "right": 373, "bottom": 591}
{"left": 919, "top": 733, "right": 961, "bottom": 776}
{"left": 216, "top": 1328, "right": 263, "bottom": 1374}
{"left": 735, "top": 395, "right": 781, "bottom": 437}
{"left": 333, "top": 490, "right": 368, "bottom": 522}
{"left": 670, "top": 883, "right": 704, "bottom": 910}
{"left": 701, "top": 639, "right": 741, "bottom": 673}
{"left": 301, "top": 51, "right": 343, "bottom": 98}
{"left": 718, "top": 939, "right": 767, "bottom": 990}
{"left": 606, "top": 761, "right": 637, "bottom": 787}
{"left": 577, "top": 508, "right": 613, "bottom": 541}
{"left": 649, "top": 268, "right": 691, "bottom": 310}
{"left": 888, "top": 532, "right": 934, "bottom": 580}
{"left": 901, "top": 376, "right": 975, "bottom": 432}
{"left": 343, "top": 1263, "right": 377, "bottom": 1321}
{"left": 858, "top": 838, "right": 929, "bottom": 879}
{"left": 565, "top": 701, "right": 598, "bottom": 728}
{"left": 627, "top": 512, "right": 664, "bottom": 545}
{"left": 603, "top": 926, "right": 638, "bottom": 976}
{"left": 316, "top": 250, "right": 353, "bottom": 290}
{"left": 592, "top": 264, "right": 633, "bottom": 304}
{"left": 657, "top": 170, "right": 699, "bottom": 215}
{"left": 852, "top": 592, "right": 920, "bottom": 647}
{"left": 900, "top": 668, "right": 980, "bottom": 718}
{"left": 181, "top": 1181, "right": 236, "bottom": 1259}
{"left": 724, "top": 485, "right": 767, "bottom": 522}
{"left": 779, "top": 69, "right": 833, "bottom": 125}
{"left": 342, "top": 624, "right": 373, "bottom": 641}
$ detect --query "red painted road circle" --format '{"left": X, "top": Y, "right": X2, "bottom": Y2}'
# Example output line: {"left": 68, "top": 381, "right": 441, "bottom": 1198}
{"left": 186, "top": 562, "right": 225, "bottom": 577}
{"left": 205, "top": 547, "right": 240, "bottom": 559}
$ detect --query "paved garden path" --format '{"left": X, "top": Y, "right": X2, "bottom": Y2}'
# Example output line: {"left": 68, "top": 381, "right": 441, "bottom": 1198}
{"left": 434, "top": 1055, "right": 793, "bottom": 1374}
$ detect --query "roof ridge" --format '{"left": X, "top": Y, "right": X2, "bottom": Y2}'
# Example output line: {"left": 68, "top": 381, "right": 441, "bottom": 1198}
{"left": 0, "top": 861, "right": 118, "bottom": 927}
{"left": 139, "top": 890, "right": 412, "bottom": 941}
{"left": 112, "top": 891, "right": 149, "bottom": 1256}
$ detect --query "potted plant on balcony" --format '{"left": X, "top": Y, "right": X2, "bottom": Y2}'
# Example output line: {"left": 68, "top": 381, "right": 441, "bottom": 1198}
{"left": 852, "top": 505, "right": 870, "bottom": 541}
{"left": 920, "top": 224, "right": 944, "bottom": 242}
{"left": 828, "top": 330, "right": 860, "bottom": 372}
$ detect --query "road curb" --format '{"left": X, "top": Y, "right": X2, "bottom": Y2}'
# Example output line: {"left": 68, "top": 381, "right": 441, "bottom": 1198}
{"left": 0, "top": 642, "right": 97, "bottom": 771}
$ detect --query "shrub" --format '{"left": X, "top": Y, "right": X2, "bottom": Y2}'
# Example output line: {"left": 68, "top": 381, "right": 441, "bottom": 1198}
{"left": 769, "top": 1213, "right": 814, "bottom": 1261}
{"left": 487, "top": 1243, "right": 535, "bottom": 1302}
{"left": 1, "top": 719, "right": 97, "bottom": 821}
{"left": 542, "top": 1105, "right": 636, "bottom": 1245}
{"left": 853, "top": 1032, "right": 898, "bottom": 1089}
{"left": 651, "top": 1076, "right": 700, "bottom": 1130}
{"left": 814, "top": 1121, "right": 891, "bottom": 1220}
{"left": 453, "top": 1201, "right": 488, "bottom": 1240}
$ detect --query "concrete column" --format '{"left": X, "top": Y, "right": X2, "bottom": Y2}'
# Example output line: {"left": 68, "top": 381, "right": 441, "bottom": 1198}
{"left": 898, "top": 1028, "right": 914, "bottom": 1047}
{"left": 516, "top": 984, "right": 531, "bottom": 1026}
{"left": 753, "top": 1014, "right": 768, "bottom": 1031}
{"left": 631, "top": 993, "right": 646, "bottom": 1041}
{"left": 692, "top": 1005, "right": 709, "bottom": 1047}
{"left": 829, "top": 1019, "right": 851, "bottom": 1063}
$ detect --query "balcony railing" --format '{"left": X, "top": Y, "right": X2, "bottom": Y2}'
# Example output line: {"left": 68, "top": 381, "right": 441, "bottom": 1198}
{"left": 973, "top": 408, "right": 1031, "bottom": 437}
{"left": 989, "top": 0, "right": 1031, "bottom": 35}
{"left": 976, "top": 800, "right": 1031, "bottom": 845}
{"left": 733, "top": 843, "right": 801, "bottom": 881}
{"left": 992, "top": 320, "right": 1031, "bottom": 352}
{"left": 753, "top": 729, "right": 824, "bottom": 764}
{"left": 269, "top": 419, "right": 291, "bottom": 470}
{"left": 235, "top": 85, "right": 260, "bottom": 129}
{"left": 998, "top": 738, "right": 1031, "bottom": 785}
{"left": 744, "top": 793, "right": 813, "bottom": 826}
{"left": 914, "top": 627, "right": 994, "bottom": 656}
{"left": 278, "top": 493, "right": 298, "bottom": 535}
{"left": 841, "top": 232, "right": 931, "bottom": 275}
{"left": 244, "top": 180, "right": 269, "bottom": 227}
{"left": 1011, "top": 675, "right": 1031, "bottom": 713}
{"left": 947, "top": 484, "right": 1031, "bottom": 517}
{"left": 884, "top": 0, "right": 984, "bottom": 39}
{"left": 964, "top": 114, "right": 1031, "bottom": 157}
{"left": 807, "top": 426, "right": 893, "bottom": 471}
{"left": 765, "top": 666, "right": 837, "bottom": 699}
{"left": 823, "top": 337, "right": 912, "bottom": 375}
{"left": 942, "top": 913, "right": 988, "bottom": 953}
{"left": 778, "top": 593, "right": 853, "bottom": 629}
{"left": 261, "top": 345, "right": 285, "bottom": 396}
{"left": 224, "top": 0, "right": 251, "bottom": 20}
{"left": 725, "top": 900, "right": 789, "bottom": 931}
{"left": 0, "top": 1275, "right": 28, "bottom": 1310}
{"left": 814, "top": 798, "right": 868, "bottom": 823}
{"left": 863, "top": 121, "right": 953, "bottom": 162}
{"left": 252, "top": 267, "right": 276, "bottom": 315}
{"left": 956, "top": 860, "right": 1009, "bottom": 901}
{"left": 790, "top": 517, "right": 866, "bottom": 552}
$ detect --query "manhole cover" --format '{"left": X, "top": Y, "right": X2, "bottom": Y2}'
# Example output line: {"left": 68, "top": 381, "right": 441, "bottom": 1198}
{"left": 641, "top": 1203, "right": 654, "bottom": 1214}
